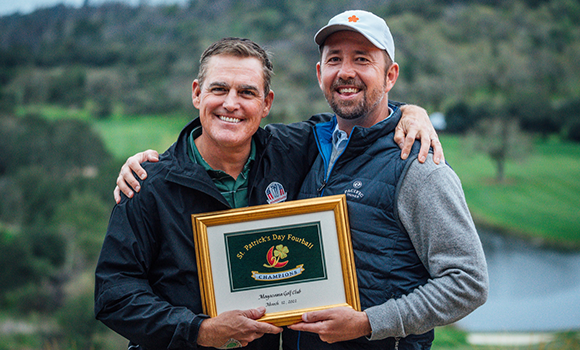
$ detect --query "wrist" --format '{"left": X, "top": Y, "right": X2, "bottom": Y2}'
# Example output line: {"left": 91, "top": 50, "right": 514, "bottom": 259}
{"left": 196, "top": 317, "right": 213, "bottom": 347}
{"left": 360, "top": 311, "right": 372, "bottom": 338}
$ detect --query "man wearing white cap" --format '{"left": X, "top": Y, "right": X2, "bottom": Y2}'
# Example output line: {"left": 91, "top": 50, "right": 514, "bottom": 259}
{"left": 286, "top": 10, "right": 488, "bottom": 350}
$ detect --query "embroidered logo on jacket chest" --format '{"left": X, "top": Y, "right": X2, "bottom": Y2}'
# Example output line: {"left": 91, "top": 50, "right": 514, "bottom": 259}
{"left": 345, "top": 180, "right": 364, "bottom": 199}
{"left": 265, "top": 182, "right": 288, "bottom": 204}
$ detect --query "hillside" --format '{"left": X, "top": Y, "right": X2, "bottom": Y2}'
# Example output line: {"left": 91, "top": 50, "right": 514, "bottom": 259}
{"left": 1, "top": 0, "right": 579, "bottom": 132}
{"left": 1, "top": 1, "right": 580, "bottom": 348}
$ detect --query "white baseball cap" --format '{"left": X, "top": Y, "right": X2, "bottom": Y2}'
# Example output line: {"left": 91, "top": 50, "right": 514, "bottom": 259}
{"left": 314, "top": 10, "right": 395, "bottom": 60}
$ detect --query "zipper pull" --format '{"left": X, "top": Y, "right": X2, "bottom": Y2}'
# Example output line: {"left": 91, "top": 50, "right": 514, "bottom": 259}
{"left": 394, "top": 337, "right": 400, "bottom": 350}
{"left": 317, "top": 179, "right": 327, "bottom": 194}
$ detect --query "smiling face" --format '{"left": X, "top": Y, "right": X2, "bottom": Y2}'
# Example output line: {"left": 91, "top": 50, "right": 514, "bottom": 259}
{"left": 192, "top": 54, "right": 274, "bottom": 154}
{"left": 317, "top": 31, "right": 399, "bottom": 132}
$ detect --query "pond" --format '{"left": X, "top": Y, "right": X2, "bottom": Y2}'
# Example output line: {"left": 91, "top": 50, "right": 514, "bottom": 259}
{"left": 456, "top": 229, "right": 580, "bottom": 332}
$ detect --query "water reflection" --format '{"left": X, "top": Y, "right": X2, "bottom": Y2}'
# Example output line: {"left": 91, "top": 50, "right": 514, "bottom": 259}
{"left": 456, "top": 229, "right": 580, "bottom": 332}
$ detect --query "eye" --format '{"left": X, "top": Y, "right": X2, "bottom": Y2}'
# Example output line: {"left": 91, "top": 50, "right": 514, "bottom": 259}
{"left": 210, "top": 87, "right": 227, "bottom": 94}
{"left": 240, "top": 89, "right": 257, "bottom": 97}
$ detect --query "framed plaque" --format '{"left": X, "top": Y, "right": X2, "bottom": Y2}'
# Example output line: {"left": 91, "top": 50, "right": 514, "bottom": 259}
{"left": 191, "top": 194, "right": 360, "bottom": 326}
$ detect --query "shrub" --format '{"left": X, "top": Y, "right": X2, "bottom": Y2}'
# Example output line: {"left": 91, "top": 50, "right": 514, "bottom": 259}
{"left": 566, "top": 120, "right": 580, "bottom": 143}
{"left": 0, "top": 226, "right": 66, "bottom": 312}
{"left": 57, "top": 288, "right": 107, "bottom": 350}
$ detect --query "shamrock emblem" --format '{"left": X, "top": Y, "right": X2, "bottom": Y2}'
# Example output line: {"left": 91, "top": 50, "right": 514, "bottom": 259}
{"left": 264, "top": 244, "right": 289, "bottom": 268}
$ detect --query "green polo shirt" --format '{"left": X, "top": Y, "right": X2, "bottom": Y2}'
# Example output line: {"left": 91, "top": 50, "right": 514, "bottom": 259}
{"left": 187, "top": 126, "right": 255, "bottom": 208}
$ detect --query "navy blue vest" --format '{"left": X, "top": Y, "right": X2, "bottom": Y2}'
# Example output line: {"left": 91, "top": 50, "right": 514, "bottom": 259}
{"left": 293, "top": 107, "right": 434, "bottom": 349}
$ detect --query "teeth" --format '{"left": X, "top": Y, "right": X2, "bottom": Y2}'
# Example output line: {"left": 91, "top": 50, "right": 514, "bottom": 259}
{"left": 339, "top": 88, "right": 359, "bottom": 94}
{"left": 219, "top": 116, "right": 241, "bottom": 123}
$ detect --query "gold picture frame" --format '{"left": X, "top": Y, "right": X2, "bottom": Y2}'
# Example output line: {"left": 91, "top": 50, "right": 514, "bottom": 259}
{"left": 191, "top": 194, "right": 360, "bottom": 326}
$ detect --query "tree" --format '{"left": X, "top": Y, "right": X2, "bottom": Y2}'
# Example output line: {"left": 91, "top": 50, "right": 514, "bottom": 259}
{"left": 464, "top": 115, "right": 533, "bottom": 182}
{"left": 0, "top": 113, "right": 113, "bottom": 319}
{"left": 558, "top": 98, "right": 580, "bottom": 143}
{"left": 54, "top": 190, "right": 110, "bottom": 272}
{"left": 57, "top": 287, "right": 107, "bottom": 350}
{"left": 445, "top": 101, "right": 479, "bottom": 134}
{"left": 0, "top": 226, "right": 66, "bottom": 311}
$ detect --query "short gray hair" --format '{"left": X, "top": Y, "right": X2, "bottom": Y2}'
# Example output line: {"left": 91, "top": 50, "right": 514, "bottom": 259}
{"left": 198, "top": 37, "right": 274, "bottom": 96}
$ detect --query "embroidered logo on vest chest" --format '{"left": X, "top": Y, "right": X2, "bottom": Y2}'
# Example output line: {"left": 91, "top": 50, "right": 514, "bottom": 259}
{"left": 265, "top": 182, "right": 287, "bottom": 204}
{"left": 345, "top": 180, "right": 364, "bottom": 199}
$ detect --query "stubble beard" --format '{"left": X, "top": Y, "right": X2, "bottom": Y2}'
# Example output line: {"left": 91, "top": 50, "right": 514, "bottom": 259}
{"left": 325, "top": 78, "right": 386, "bottom": 121}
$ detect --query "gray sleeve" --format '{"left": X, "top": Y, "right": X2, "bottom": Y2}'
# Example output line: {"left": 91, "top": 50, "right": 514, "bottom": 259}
{"left": 365, "top": 154, "right": 489, "bottom": 340}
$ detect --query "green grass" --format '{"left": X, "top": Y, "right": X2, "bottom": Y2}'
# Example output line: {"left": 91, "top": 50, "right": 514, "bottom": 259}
{"left": 93, "top": 123, "right": 580, "bottom": 248}
{"left": 98, "top": 124, "right": 580, "bottom": 248}
{"left": 433, "top": 327, "right": 580, "bottom": 350}
{"left": 16, "top": 104, "right": 192, "bottom": 160}
{"left": 93, "top": 114, "right": 192, "bottom": 160}
{"left": 16, "top": 104, "right": 93, "bottom": 121}
{"left": 433, "top": 326, "right": 471, "bottom": 349}
{"left": 93, "top": 121, "right": 580, "bottom": 248}
{"left": 441, "top": 135, "right": 580, "bottom": 248}
{"left": 16, "top": 105, "right": 580, "bottom": 248}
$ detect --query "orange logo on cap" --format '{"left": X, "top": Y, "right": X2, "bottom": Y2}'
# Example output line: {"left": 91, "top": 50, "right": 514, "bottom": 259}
{"left": 348, "top": 15, "right": 359, "bottom": 23}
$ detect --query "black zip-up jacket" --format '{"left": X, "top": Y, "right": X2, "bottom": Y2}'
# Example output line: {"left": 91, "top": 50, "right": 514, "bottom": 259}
{"left": 94, "top": 116, "right": 329, "bottom": 350}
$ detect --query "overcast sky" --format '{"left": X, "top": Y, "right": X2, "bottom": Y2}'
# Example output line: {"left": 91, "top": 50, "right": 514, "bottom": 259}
{"left": 0, "top": 0, "right": 184, "bottom": 16}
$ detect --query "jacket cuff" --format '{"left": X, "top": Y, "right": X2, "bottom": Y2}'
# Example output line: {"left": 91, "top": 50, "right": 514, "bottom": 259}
{"left": 364, "top": 301, "right": 404, "bottom": 340}
{"left": 189, "top": 314, "right": 210, "bottom": 347}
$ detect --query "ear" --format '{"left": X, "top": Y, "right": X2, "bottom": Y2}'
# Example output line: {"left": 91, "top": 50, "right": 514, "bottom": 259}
{"left": 262, "top": 90, "right": 275, "bottom": 119}
{"left": 316, "top": 62, "right": 322, "bottom": 87}
{"left": 385, "top": 63, "right": 399, "bottom": 92}
{"left": 192, "top": 80, "right": 201, "bottom": 109}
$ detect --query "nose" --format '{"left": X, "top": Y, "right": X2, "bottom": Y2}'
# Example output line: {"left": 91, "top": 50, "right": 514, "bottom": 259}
{"left": 337, "top": 60, "right": 356, "bottom": 80}
{"left": 223, "top": 89, "right": 240, "bottom": 111}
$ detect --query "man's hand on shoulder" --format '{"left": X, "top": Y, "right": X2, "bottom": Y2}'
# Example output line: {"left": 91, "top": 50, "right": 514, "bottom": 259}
{"left": 196, "top": 307, "right": 282, "bottom": 348}
{"left": 288, "top": 307, "right": 371, "bottom": 343}
{"left": 396, "top": 104, "right": 444, "bottom": 165}
{"left": 114, "top": 149, "right": 160, "bottom": 204}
